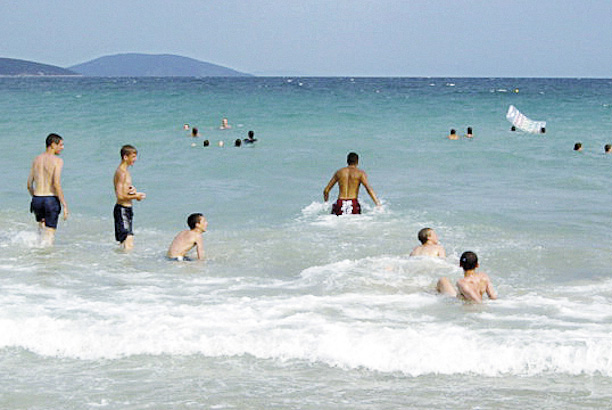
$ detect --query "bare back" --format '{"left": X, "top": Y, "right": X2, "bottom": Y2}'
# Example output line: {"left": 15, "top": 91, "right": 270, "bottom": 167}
{"left": 457, "top": 272, "right": 497, "bottom": 302}
{"left": 167, "top": 230, "right": 204, "bottom": 260}
{"left": 324, "top": 165, "right": 381, "bottom": 206}
{"left": 410, "top": 244, "right": 446, "bottom": 258}
{"left": 28, "top": 153, "right": 63, "bottom": 196}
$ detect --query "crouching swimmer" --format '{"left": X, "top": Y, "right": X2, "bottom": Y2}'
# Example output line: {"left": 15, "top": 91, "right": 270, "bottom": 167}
{"left": 167, "top": 213, "right": 208, "bottom": 261}
{"left": 437, "top": 251, "right": 497, "bottom": 303}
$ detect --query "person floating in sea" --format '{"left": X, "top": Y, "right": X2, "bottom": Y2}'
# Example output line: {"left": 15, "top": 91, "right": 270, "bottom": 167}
{"left": 203, "top": 139, "right": 210, "bottom": 147}
{"left": 573, "top": 142, "right": 583, "bottom": 152}
{"left": 323, "top": 152, "right": 381, "bottom": 215}
{"left": 234, "top": 138, "right": 242, "bottom": 147}
{"left": 465, "top": 127, "right": 473, "bottom": 138}
{"left": 113, "top": 145, "right": 146, "bottom": 251}
{"left": 167, "top": 213, "right": 208, "bottom": 261}
{"left": 220, "top": 118, "right": 231, "bottom": 129}
{"left": 436, "top": 251, "right": 497, "bottom": 303}
{"left": 27, "top": 133, "right": 69, "bottom": 245}
{"left": 410, "top": 228, "right": 446, "bottom": 258}
{"left": 448, "top": 129, "right": 459, "bottom": 140}
{"left": 605, "top": 144, "right": 611, "bottom": 154}
{"left": 191, "top": 127, "right": 199, "bottom": 138}
{"left": 183, "top": 124, "right": 190, "bottom": 131}
{"left": 244, "top": 130, "right": 258, "bottom": 144}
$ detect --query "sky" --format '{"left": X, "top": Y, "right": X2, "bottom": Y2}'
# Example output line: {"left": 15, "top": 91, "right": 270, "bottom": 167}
{"left": 1, "top": 0, "right": 611, "bottom": 77}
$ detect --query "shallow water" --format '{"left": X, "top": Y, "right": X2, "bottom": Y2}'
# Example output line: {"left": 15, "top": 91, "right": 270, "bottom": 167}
{"left": 1, "top": 77, "right": 612, "bottom": 408}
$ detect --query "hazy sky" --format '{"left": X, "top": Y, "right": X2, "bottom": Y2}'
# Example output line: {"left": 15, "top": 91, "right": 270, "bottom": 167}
{"left": 1, "top": 0, "right": 611, "bottom": 77}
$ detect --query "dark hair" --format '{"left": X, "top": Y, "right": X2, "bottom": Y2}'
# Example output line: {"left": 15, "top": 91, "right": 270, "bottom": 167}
{"left": 120, "top": 144, "right": 137, "bottom": 158}
{"left": 450, "top": 129, "right": 456, "bottom": 135}
{"left": 203, "top": 140, "right": 210, "bottom": 147}
{"left": 347, "top": 152, "right": 359, "bottom": 165}
{"left": 540, "top": 127, "right": 546, "bottom": 134}
{"left": 192, "top": 127, "right": 198, "bottom": 136}
{"left": 45, "top": 133, "right": 63, "bottom": 147}
{"left": 234, "top": 138, "right": 242, "bottom": 147}
{"left": 417, "top": 228, "right": 432, "bottom": 244}
{"left": 467, "top": 127, "right": 472, "bottom": 134}
{"left": 574, "top": 142, "right": 582, "bottom": 151}
{"left": 605, "top": 144, "right": 611, "bottom": 152}
{"left": 248, "top": 130, "right": 254, "bottom": 139}
{"left": 460, "top": 251, "right": 478, "bottom": 271}
{"left": 187, "top": 213, "right": 203, "bottom": 229}
{"left": 510, "top": 126, "right": 516, "bottom": 131}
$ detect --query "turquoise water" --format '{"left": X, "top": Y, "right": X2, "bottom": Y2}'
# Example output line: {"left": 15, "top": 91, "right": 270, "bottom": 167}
{"left": 1, "top": 77, "right": 612, "bottom": 409}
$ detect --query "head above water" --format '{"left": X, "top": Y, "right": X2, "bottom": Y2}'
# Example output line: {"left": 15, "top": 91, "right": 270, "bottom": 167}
{"left": 234, "top": 138, "right": 242, "bottom": 147}
{"left": 467, "top": 127, "right": 472, "bottom": 134}
{"left": 187, "top": 213, "right": 204, "bottom": 229}
{"left": 45, "top": 133, "right": 63, "bottom": 147}
{"left": 347, "top": 152, "right": 359, "bottom": 166}
{"left": 248, "top": 130, "right": 254, "bottom": 139}
{"left": 574, "top": 142, "right": 582, "bottom": 151}
{"left": 417, "top": 228, "right": 433, "bottom": 244}
{"left": 450, "top": 129, "right": 456, "bottom": 135}
{"left": 120, "top": 144, "right": 137, "bottom": 159}
{"left": 191, "top": 127, "right": 198, "bottom": 136}
{"left": 460, "top": 251, "right": 478, "bottom": 271}
{"left": 605, "top": 144, "right": 611, "bottom": 153}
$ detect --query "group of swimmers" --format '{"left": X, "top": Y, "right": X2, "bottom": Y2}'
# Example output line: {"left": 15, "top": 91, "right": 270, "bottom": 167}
{"left": 185, "top": 119, "right": 258, "bottom": 148}
{"left": 28, "top": 136, "right": 494, "bottom": 302}
{"left": 447, "top": 127, "right": 473, "bottom": 140}
{"left": 573, "top": 142, "right": 612, "bottom": 153}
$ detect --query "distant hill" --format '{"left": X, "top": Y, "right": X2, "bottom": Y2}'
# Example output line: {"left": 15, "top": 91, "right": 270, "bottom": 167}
{"left": 69, "top": 53, "right": 251, "bottom": 77}
{"left": 0, "top": 58, "right": 77, "bottom": 76}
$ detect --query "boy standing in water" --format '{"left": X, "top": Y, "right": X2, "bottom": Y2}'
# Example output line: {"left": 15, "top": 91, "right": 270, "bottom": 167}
{"left": 27, "top": 133, "right": 69, "bottom": 245}
{"left": 167, "top": 213, "right": 207, "bottom": 261}
{"left": 113, "top": 145, "right": 146, "bottom": 250}
{"left": 410, "top": 228, "right": 446, "bottom": 258}
{"left": 437, "top": 251, "right": 497, "bottom": 303}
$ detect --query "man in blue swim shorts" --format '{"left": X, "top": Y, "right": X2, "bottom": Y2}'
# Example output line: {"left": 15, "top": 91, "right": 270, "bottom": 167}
{"left": 27, "top": 133, "right": 69, "bottom": 245}
{"left": 323, "top": 152, "right": 381, "bottom": 215}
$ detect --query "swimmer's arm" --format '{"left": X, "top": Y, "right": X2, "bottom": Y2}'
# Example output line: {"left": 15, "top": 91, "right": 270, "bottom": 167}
{"left": 27, "top": 163, "right": 35, "bottom": 196}
{"left": 323, "top": 173, "right": 339, "bottom": 202}
{"left": 114, "top": 170, "right": 146, "bottom": 202}
{"left": 438, "top": 246, "right": 446, "bottom": 258}
{"left": 457, "top": 279, "right": 482, "bottom": 302}
{"left": 195, "top": 236, "right": 204, "bottom": 260}
{"left": 52, "top": 158, "right": 69, "bottom": 219}
{"left": 360, "top": 172, "right": 381, "bottom": 206}
{"left": 485, "top": 275, "right": 497, "bottom": 300}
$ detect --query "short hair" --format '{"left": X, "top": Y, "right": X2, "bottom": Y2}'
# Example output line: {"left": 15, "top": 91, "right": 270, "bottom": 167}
{"left": 187, "top": 213, "right": 203, "bottom": 229}
{"left": 120, "top": 144, "right": 137, "bottom": 158}
{"left": 347, "top": 152, "right": 359, "bottom": 165}
{"left": 460, "top": 251, "right": 478, "bottom": 271}
{"left": 510, "top": 126, "right": 516, "bottom": 131}
{"left": 540, "top": 127, "right": 546, "bottom": 134}
{"left": 203, "top": 139, "right": 210, "bottom": 147}
{"left": 234, "top": 138, "right": 242, "bottom": 147}
{"left": 248, "top": 130, "right": 254, "bottom": 138}
{"left": 46, "top": 133, "right": 63, "bottom": 147}
{"left": 605, "top": 144, "right": 611, "bottom": 152}
{"left": 417, "top": 228, "right": 432, "bottom": 244}
{"left": 467, "top": 127, "right": 472, "bottom": 134}
{"left": 192, "top": 127, "right": 198, "bottom": 136}
{"left": 573, "top": 142, "right": 582, "bottom": 151}
{"left": 450, "top": 129, "right": 456, "bottom": 134}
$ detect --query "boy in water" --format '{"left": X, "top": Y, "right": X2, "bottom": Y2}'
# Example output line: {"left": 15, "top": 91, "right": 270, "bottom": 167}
{"left": 410, "top": 228, "right": 446, "bottom": 258}
{"left": 167, "top": 213, "right": 208, "bottom": 261}
{"left": 113, "top": 145, "right": 146, "bottom": 250}
{"left": 27, "top": 133, "right": 69, "bottom": 245}
{"left": 437, "top": 251, "right": 497, "bottom": 303}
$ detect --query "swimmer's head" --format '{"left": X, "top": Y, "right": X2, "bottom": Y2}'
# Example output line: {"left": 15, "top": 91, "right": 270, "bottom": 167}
{"left": 467, "top": 127, "right": 472, "bottom": 134}
{"left": 540, "top": 127, "right": 546, "bottom": 134}
{"left": 191, "top": 127, "right": 198, "bottom": 137}
{"left": 120, "top": 144, "right": 137, "bottom": 159}
{"left": 218, "top": 141, "right": 224, "bottom": 147}
{"left": 187, "top": 213, "right": 206, "bottom": 230}
{"left": 46, "top": 133, "right": 63, "bottom": 147}
{"left": 183, "top": 124, "right": 190, "bottom": 130}
{"left": 234, "top": 139, "right": 242, "bottom": 147}
{"left": 510, "top": 126, "right": 516, "bottom": 131}
{"left": 605, "top": 144, "right": 611, "bottom": 153}
{"left": 450, "top": 129, "right": 456, "bottom": 135}
{"left": 347, "top": 152, "right": 359, "bottom": 166}
{"left": 248, "top": 130, "right": 254, "bottom": 139}
{"left": 203, "top": 139, "right": 210, "bottom": 147}
{"left": 417, "top": 228, "right": 433, "bottom": 244}
{"left": 574, "top": 142, "right": 582, "bottom": 151}
{"left": 459, "top": 251, "right": 478, "bottom": 271}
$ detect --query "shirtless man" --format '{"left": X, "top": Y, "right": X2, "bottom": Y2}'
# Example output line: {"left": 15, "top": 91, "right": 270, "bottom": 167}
{"left": 410, "top": 228, "right": 446, "bottom": 258}
{"left": 323, "top": 152, "right": 381, "bottom": 215}
{"left": 437, "top": 251, "right": 497, "bottom": 303}
{"left": 167, "top": 213, "right": 207, "bottom": 261}
{"left": 113, "top": 145, "right": 146, "bottom": 250}
{"left": 27, "top": 133, "right": 69, "bottom": 245}
{"left": 447, "top": 129, "right": 459, "bottom": 140}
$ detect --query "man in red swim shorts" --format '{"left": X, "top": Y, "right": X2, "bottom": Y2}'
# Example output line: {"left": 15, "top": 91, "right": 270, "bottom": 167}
{"left": 323, "top": 152, "right": 381, "bottom": 215}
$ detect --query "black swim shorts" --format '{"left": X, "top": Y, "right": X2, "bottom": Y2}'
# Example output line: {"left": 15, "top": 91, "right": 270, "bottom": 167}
{"left": 113, "top": 204, "right": 134, "bottom": 243}
{"left": 30, "top": 196, "right": 61, "bottom": 229}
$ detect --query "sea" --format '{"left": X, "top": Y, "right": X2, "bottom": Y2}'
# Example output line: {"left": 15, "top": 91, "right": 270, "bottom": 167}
{"left": 1, "top": 77, "right": 612, "bottom": 409}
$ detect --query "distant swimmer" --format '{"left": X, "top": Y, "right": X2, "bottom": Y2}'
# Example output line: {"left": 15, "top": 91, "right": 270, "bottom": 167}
{"left": 183, "top": 124, "right": 190, "bottom": 131}
{"left": 573, "top": 142, "right": 583, "bottom": 152}
{"left": 113, "top": 145, "right": 146, "bottom": 251}
{"left": 203, "top": 139, "right": 210, "bottom": 147}
{"left": 234, "top": 138, "right": 242, "bottom": 147}
{"left": 465, "top": 127, "right": 473, "bottom": 138}
{"left": 323, "top": 152, "right": 381, "bottom": 215}
{"left": 167, "top": 213, "right": 207, "bottom": 261}
{"left": 605, "top": 144, "right": 611, "bottom": 154}
{"left": 243, "top": 130, "right": 258, "bottom": 144}
{"left": 410, "top": 228, "right": 446, "bottom": 258}
{"left": 220, "top": 118, "right": 231, "bottom": 129}
{"left": 437, "top": 251, "right": 497, "bottom": 303}
{"left": 510, "top": 126, "right": 517, "bottom": 132}
{"left": 540, "top": 127, "right": 546, "bottom": 134}
{"left": 27, "top": 133, "right": 69, "bottom": 245}
{"left": 218, "top": 140, "right": 224, "bottom": 147}
{"left": 448, "top": 129, "right": 459, "bottom": 140}
{"left": 191, "top": 127, "right": 199, "bottom": 138}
